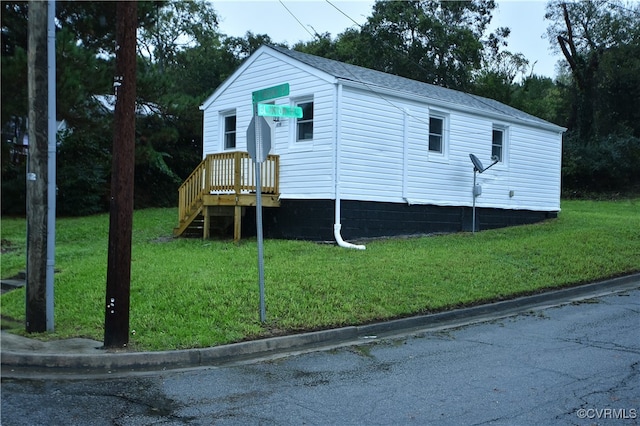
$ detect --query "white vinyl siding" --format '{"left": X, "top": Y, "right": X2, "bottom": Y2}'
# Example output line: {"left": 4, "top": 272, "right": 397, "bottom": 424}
{"left": 338, "top": 87, "right": 406, "bottom": 202}
{"left": 404, "top": 110, "right": 485, "bottom": 206}
{"left": 503, "top": 125, "right": 561, "bottom": 210}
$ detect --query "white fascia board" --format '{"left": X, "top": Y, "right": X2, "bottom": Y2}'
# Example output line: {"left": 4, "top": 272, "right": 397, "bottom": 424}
{"left": 337, "top": 78, "right": 566, "bottom": 134}
{"left": 200, "top": 45, "right": 272, "bottom": 111}
{"left": 267, "top": 49, "right": 337, "bottom": 85}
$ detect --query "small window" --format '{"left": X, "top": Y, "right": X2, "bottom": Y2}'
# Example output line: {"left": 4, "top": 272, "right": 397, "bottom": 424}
{"left": 296, "top": 101, "right": 313, "bottom": 142}
{"left": 224, "top": 115, "right": 236, "bottom": 149}
{"left": 492, "top": 128, "right": 504, "bottom": 162}
{"left": 428, "top": 116, "right": 444, "bottom": 153}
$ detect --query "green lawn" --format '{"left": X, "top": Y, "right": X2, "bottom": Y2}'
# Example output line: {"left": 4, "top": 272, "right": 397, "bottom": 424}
{"left": 1, "top": 199, "right": 638, "bottom": 351}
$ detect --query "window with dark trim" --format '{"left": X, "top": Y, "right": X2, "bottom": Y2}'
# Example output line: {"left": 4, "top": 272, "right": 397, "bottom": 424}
{"left": 224, "top": 114, "right": 236, "bottom": 149}
{"left": 428, "top": 116, "right": 444, "bottom": 153}
{"left": 296, "top": 101, "right": 313, "bottom": 142}
{"left": 492, "top": 128, "right": 504, "bottom": 162}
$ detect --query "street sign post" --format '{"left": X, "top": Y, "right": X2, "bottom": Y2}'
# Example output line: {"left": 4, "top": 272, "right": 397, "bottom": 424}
{"left": 249, "top": 83, "right": 291, "bottom": 323}
{"left": 257, "top": 103, "right": 303, "bottom": 118}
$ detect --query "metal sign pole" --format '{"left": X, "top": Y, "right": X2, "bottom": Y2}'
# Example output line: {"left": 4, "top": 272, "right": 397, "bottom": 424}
{"left": 46, "top": 0, "right": 56, "bottom": 331}
{"left": 253, "top": 104, "right": 266, "bottom": 323}
{"left": 472, "top": 169, "right": 477, "bottom": 234}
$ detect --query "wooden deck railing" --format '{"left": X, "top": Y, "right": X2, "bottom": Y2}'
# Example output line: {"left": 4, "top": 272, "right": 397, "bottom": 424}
{"left": 177, "top": 152, "right": 279, "bottom": 224}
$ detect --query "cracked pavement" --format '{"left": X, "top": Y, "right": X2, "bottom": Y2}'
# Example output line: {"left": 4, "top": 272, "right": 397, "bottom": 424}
{"left": 2, "top": 289, "right": 638, "bottom": 425}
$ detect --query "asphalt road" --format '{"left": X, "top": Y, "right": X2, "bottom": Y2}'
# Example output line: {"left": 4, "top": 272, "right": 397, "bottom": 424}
{"left": 2, "top": 288, "right": 638, "bottom": 425}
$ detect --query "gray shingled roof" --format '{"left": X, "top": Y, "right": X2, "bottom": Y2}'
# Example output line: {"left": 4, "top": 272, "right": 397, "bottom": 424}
{"left": 269, "top": 45, "right": 561, "bottom": 130}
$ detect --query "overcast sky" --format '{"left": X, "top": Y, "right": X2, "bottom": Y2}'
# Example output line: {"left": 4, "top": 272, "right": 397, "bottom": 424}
{"left": 211, "top": 0, "right": 563, "bottom": 79}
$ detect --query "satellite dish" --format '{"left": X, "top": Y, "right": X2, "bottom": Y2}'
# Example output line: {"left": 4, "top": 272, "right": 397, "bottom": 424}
{"left": 469, "top": 153, "right": 485, "bottom": 173}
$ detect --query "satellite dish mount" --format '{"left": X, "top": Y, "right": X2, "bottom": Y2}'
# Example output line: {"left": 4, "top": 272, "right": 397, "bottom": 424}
{"left": 469, "top": 154, "right": 499, "bottom": 233}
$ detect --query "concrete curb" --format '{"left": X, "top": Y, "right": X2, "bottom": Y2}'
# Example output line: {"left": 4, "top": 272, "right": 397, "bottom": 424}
{"left": 2, "top": 273, "right": 638, "bottom": 376}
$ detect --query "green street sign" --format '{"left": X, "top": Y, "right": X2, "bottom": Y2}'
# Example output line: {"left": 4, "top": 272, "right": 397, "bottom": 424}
{"left": 252, "top": 83, "right": 290, "bottom": 104}
{"left": 257, "top": 103, "right": 303, "bottom": 118}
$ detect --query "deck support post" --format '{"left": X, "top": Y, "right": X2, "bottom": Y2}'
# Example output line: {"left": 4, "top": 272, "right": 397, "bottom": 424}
{"left": 234, "top": 205, "right": 242, "bottom": 242}
{"left": 203, "top": 206, "right": 210, "bottom": 239}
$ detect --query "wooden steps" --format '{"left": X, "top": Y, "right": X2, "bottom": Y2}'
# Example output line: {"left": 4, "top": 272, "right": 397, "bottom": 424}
{"left": 173, "top": 152, "right": 280, "bottom": 241}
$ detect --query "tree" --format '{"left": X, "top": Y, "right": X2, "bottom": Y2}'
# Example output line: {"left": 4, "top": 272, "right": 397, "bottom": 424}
{"left": 545, "top": 0, "right": 640, "bottom": 140}
{"left": 134, "top": 0, "right": 230, "bottom": 203}
{"left": 2, "top": 1, "right": 227, "bottom": 214}
{"left": 292, "top": 32, "right": 340, "bottom": 59}
{"left": 594, "top": 41, "right": 640, "bottom": 137}
{"left": 472, "top": 50, "right": 529, "bottom": 104}
{"left": 2, "top": 2, "right": 119, "bottom": 215}
{"left": 1, "top": 3, "right": 29, "bottom": 127}
{"left": 137, "top": 0, "right": 219, "bottom": 71}
{"left": 545, "top": 0, "right": 640, "bottom": 193}
{"left": 511, "top": 74, "right": 569, "bottom": 126}
{"left": 321, "top": 0, "right": 505, "bottom": 91}
{"left": 56, "top": 118, "right": 111, "bottom": 215}
{"left": 223, "top": 31, "right": 284, "bottom": 60}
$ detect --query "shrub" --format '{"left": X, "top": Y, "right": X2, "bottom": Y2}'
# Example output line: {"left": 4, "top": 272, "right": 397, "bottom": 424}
{"left": 562, "top": 131, "right": 640, "bottom": 193}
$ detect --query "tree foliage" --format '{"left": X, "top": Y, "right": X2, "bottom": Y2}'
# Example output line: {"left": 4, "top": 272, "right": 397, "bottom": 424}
{"left": 364, "top": 0, "right": 495, "bottom": 89}
{"left": 2, "top": 0, "right": 639, "bottom": 216}
{"left": 2, "top": 0, "right": 245, "bottom": 215}
{"left": 471, "top": 50, "right": 529, "bottom": 104}
{"left": 297, "top": 0, "right": 505, "bottom": 92}
{"left": 545, "top": 0, "right": 640, "bottom": 139}
{"left": 562, "top": 133, "right": 640, "bottom": 194}
{"left": 137, "top": 0, "right": 219, "bottom": 70}
{"left": 545, "top": 0, "right": 640, "bottom": 193}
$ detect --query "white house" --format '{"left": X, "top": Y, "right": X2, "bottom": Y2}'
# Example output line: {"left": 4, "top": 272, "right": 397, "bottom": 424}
{"left": 195, "top": 45, "right": 565, "bottom": 245}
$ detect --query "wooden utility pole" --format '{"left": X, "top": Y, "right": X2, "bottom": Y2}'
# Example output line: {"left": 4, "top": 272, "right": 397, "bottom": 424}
{"left": 26, "top": 0, "right": 49, "bottom": 333}
{"left": 104, "top": 1, "right": 137, "bottom": 348}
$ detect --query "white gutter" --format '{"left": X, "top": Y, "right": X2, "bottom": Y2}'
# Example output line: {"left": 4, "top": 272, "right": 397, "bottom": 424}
{"left": 402, "top": 108, "right": 409, "bottom": 202}
{"left": 334, "top": 83, "right": 365, "bottom": 250}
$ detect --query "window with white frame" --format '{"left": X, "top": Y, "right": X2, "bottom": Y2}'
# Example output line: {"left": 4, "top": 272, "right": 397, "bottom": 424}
{"left": 295, "top": 100, "right": 314, "bottom": 142}
{"left": 492, "top": 126, "right": 505, "bottom": 162}
{"left": 428, "top": 113, "right": 448, "bottom": 155}
{"left": 223, "top": 113, "right": 236, "bottom": 149}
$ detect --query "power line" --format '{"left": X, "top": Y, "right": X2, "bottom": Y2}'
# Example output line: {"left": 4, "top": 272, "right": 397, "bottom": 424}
{"left": 325, "top": 0, "right": 364, "bottom": 28}
{"left": 278, "top": 0, "right": 318, "bottom": 39}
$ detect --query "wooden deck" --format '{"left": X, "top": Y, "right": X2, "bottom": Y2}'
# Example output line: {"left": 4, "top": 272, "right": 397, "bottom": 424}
{"left": 173, "top": 152, "right": 280, "bottom": 240}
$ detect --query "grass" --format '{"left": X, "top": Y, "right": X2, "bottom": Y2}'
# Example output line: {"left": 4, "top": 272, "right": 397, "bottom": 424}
{"left": 1, "top": 199, "right": 638, "bottom": 351}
